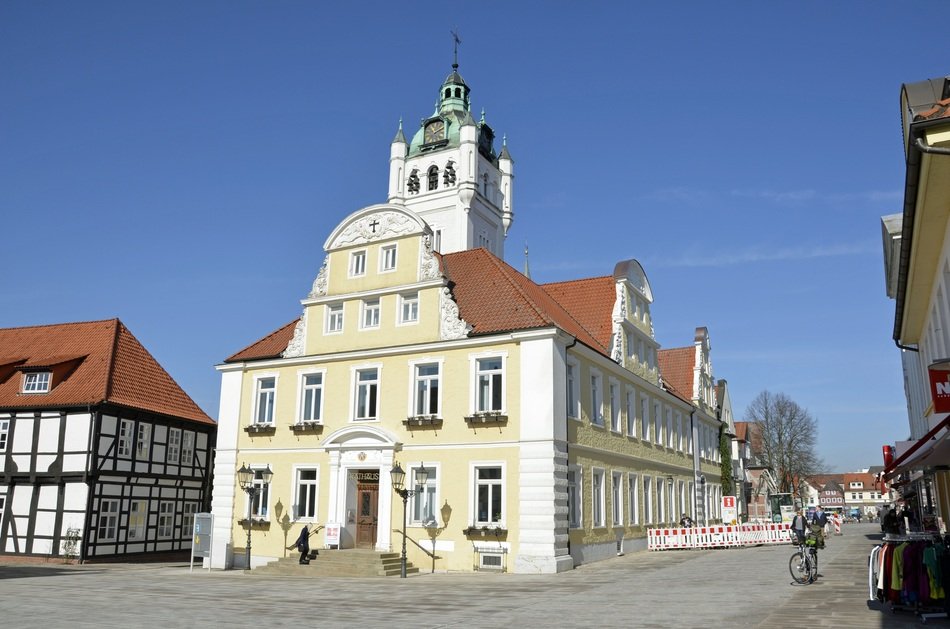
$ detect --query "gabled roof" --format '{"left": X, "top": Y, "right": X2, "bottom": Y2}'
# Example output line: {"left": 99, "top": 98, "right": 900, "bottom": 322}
{"left": 226, "top": 247, "right": 611, "bottom": 362}
{"left": 0, "top": 319, "right": 213, "bottom": 425}
{"left": 658, "top": 346, "right": 694, "bottom": 402}
{"left": 540, "top": 276, "right": 615, "bottom": 349}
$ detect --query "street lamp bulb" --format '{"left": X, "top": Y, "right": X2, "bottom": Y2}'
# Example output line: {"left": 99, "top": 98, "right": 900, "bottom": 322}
{"left": 237, "top": 463, "right": 253, "bottom": 490}
{"left": 390, "top": 462, "right": 406, "bottom": 491}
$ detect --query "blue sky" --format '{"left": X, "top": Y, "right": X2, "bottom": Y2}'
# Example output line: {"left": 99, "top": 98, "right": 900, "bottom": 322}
{"left": 2, "top": 1, "right": 947, "bottom": 472}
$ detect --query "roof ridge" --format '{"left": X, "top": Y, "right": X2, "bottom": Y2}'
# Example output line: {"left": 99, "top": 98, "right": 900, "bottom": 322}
{"left": 0, "top": 318, "right": 119, "bottom": 333}
{"left": 541, "top": 275, "right": 612, "bottom": 289}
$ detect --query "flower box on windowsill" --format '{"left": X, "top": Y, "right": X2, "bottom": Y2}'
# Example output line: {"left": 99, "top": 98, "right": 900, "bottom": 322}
{"left": 244, "top": 424, "right": 276, "bottom": 435}
{"left": 463, "top": 525, "right": 508, "bottom": 538}
{"left": 238, "top": 518, "right": 270, "bottom": 528}
{"left": 403, "top": 415, "right": 443, "bottom": 428}
{"left": 289, "top": 421, "right": 324, "bottom": 434}
{"left": 464, "top": 412, "right": 508, "bottom": 426}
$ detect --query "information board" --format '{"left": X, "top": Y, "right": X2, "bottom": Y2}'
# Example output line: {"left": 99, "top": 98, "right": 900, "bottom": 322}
{"left": 190, "top": 513, "right": 213, "bottom": 572}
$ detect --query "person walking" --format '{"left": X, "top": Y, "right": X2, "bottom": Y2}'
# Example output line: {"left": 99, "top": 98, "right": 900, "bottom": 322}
{"left": 290, "top": 525, "right": 311, "bottom": 564}
{"left": 812, "top": 506, "right": 827, "bottom": 548}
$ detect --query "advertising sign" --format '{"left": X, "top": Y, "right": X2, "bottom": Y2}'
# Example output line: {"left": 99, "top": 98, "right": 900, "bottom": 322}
{"left": 324, "top": 522, "right": 341, "bottom": 548}
{"left": 722, "top": 495, "right": 738, "bottom": 525}
{"left": 928, "top": 360, "right": 950, "bottom": 413}
{"left": 190, "top": 513, "right": 213, "bottom": 572}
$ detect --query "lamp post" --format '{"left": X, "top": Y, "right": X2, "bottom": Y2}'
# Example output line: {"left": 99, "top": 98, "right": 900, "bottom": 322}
{"left": 699, "top": 474, "right": 707, "bottom": 526}
{"left": 390, "top": 461, "right": 428, "bottom": 578}
{"left": 237, "top": 463, "right": 272, "bottom": 571}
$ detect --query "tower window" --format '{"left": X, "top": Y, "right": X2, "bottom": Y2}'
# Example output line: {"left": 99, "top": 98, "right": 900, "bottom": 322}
{"left": 445, "top": 88, "right": 451, "bottom": 99}
{"left": 427, "top": 166, "right": 439, "bottom": 191}
{"left": 455, "top": 87, "right": 461, "bottom": 98}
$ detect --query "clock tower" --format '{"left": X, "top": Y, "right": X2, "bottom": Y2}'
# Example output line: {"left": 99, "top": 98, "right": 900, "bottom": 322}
{"left": 388, "top": 62, "right": 514, "bottom": 258}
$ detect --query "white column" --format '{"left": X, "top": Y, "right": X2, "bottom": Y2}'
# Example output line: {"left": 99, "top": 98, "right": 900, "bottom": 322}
{"left": 209, "top": 368, "right": 242, "bottom": 569}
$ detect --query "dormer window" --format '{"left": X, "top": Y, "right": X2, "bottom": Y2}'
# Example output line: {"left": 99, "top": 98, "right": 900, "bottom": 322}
{"left": 23, "top": 371, "right": 51, "bottom": 393}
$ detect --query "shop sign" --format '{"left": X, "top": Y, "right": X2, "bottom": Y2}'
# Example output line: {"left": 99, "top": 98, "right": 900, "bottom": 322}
{"left": 928, "top": 360, "right": 950, "bottom": 413}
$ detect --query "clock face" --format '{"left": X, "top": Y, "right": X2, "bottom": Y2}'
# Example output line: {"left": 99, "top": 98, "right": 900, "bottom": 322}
{"left": 424, "top": 120, "right": 445, "bottom": 143}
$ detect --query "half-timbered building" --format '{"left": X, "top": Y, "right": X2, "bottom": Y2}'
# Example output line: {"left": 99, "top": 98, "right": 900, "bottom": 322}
{"left": 0, "top": 319, "right": 215, "bottom": 561}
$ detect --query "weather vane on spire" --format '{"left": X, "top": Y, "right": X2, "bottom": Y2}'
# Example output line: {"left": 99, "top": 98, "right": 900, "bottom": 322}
{"left": 451, "top": 27, "right": 462, "bottom": 69}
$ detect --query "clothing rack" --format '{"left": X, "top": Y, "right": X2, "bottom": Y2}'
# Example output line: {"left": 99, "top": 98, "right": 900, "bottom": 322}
{"left": 869, "top": 533, "right": 950, "bottom": 621}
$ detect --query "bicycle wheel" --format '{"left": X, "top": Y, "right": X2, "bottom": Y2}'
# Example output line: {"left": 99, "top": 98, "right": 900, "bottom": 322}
{"left": 809, "top": 550, "right": 818, "bottom": 582}
{"left": 789, "top": 551, "right": 809, "bottom": 584}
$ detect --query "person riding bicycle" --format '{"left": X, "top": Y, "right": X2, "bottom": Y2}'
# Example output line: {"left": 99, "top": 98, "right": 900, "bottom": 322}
{"left": 791, "top": 509, "right": 808, "bottom": 545}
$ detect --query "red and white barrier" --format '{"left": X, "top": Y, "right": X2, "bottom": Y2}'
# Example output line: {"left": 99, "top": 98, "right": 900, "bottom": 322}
{"left": 832, "top": 513, "right": 842, "bottom": 536}
{"left": 647, "top": 522, "right": 791, "bottom": 551}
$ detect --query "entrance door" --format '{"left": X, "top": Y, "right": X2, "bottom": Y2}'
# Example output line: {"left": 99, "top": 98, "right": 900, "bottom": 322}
{"left": 356, "top": 480, "right": 379, "bottom": 548}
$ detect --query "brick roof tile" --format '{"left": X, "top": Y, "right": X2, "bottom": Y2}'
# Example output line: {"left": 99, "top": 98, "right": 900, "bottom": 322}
{"left": 0, "top": 319, "right": 213, "bottom": 425}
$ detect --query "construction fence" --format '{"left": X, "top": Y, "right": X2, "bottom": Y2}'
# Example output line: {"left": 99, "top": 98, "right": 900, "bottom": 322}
{"left": 647, "top": 522, "right": 792, "bottom": 551}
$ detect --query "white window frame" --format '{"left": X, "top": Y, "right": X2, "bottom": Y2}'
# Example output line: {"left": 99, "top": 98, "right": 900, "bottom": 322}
{"left": 182, "top": 502, "right": 198, "bottom": 536}
{"left": 253, "top": 375, "right": 277, "bottom": 425}
{"left": 665, "top": 406, "right": 673, "bottom": 448}
{"left": 409, "top": 359, "right": 442, "bottom": 418}
{"left": 297, "top": 370, "right": 325, "bottom": 423}
{"left": 249, "top": 466, "right": 272, "bottom": 520}
{"left": 567, "top": 466, "right": 583, "bottom": 529}
{"left": 609, "top": 380, "right": 621, "bottom": 432}
{"left": 0, "top": 418, "right": 8, "bottom": 452}
{"left": 590, "top": 370, "right": 604, "bottom": 426}
{"left": 566, "top": 359, "right": 580, "bottom": 420}
{"left": 98, "top": 499, "right": 119, "bottom": 541}
{"left": 180, "top": 431, "right": 194, "bottom": 465}
{"left": 380, "top": 244, "right": 397, "bottom": 272}
{"left": 591, "top": 468, "right": 606, "bottom": 528}
{"left": 398, "top": 292, "right": 419, "bottom": 325}
{"left": 657, "top": 477, "right": 667, "bottom": 524}
{"left": 643, "top": 475, "right": 653, "bottom": 524}
{"left": 471, "top": 462, "right": 505, "bottom": 527}
{"left": 128, "top": 499, "right": 146, "bottom": 541}
{"left": 325, "top": 303, "right": 344, "bottom": 334}
{"left": 471, "top": 353, "right": 506, "bottom": 414}
{"left": 625, "top": 387, "right": 636, "bottom": 437}
{"left": 293, "top": 466, "right": 319, "bottom": 521}
{"left": 349, "top": 250, "right": 366, "bottom": 277}
{"left": 410, "top": 463, "right": 439, "bottom": 526}
{"left": 352, "top": 365, "right": 381, "bottom": 421}
{"left": 361, "top": 299, "right": 381, "bottom": 329}
{"left": 158, "top": 501, "right": 175, "bottom": 538}
{"left": 640, "top": 394, "right": 650, "bottom": 441}
{"left": 675, "top": 412, "right": 683, "bottom": 451}
{"left": 611, "top": 470, "right": 624, "bottom": 526}
{"left": 654, "top": 400, "right": 662, "bottom": 445}
{"left": 22, "top": 371, "right": 51, "bottom": 393}
{"left": 166, "top": 428, "right": 181, "bottom": 464}
{"left": 629, "top": 473, "right": 640, "bottom": 525}
{"left": 117, "top": 419, "right": 134, "bottom": 458}
{"left": 136, "top": 423, "right": 150, "bottom": 459}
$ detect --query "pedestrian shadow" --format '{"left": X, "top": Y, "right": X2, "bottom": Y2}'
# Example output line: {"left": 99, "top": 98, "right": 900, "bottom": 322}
{"left": 0, "top": 565, "right": 104, "bottom": 580}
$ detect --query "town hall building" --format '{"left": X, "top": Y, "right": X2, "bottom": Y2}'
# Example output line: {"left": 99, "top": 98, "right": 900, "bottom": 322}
{"left": 210, "top": 61, "right": 725, "bottom": 573}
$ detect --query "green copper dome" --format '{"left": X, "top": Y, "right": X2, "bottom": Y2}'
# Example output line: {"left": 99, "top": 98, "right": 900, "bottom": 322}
{"left": 407, "top": 64, "right": 496, "bottom": 162}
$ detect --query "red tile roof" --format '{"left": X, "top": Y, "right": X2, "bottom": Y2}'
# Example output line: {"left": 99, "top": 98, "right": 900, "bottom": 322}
{"left": 540, "top": 276, "right": 615, "bottom": 349}
{"left": 915, "top": 97, "right": 950, "bottom": 122}
{"left": 658, "top": 346, "right": 694, "bottom": 402}
{"left": 226, "top": 248, "right": 612, "bottom": 362}
{"left": 0, "top": 319, "right": 213, "bottom": 425}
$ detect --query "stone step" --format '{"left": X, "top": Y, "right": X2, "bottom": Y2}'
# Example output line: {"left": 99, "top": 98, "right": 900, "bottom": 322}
{"left": 256, "top": 550, "right": 420, "bottom": 577}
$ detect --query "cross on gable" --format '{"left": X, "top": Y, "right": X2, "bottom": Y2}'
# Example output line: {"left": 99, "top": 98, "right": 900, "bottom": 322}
{"left": 369, "top": 219, "right": 380, "bottom": 233}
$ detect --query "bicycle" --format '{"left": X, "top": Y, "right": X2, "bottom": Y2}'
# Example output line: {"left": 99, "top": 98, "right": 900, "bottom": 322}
{"left": 789, "top": 531, "right": 819, "bottom": 584}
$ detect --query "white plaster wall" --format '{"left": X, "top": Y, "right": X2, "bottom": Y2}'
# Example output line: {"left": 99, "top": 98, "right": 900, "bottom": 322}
{"left": 210, "top": 368, "right": 242, "bottom": 569}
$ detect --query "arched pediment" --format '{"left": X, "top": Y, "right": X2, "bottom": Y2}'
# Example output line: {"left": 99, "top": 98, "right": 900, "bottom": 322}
{"left": 324, "top": 204, "right": 430, "bottom": 251}
{"left": 613, "top": 258, "right": 653, "bottom": 303}
{"left": 321, "top": 424, "right": 401, "bottom": 451}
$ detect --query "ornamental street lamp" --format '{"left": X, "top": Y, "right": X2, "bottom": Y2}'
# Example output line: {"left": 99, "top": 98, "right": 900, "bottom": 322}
{"left": 237, "top": 463, "right": 272, "bottom": 571}
{"left": 699, "top": 475, "right": 707, "bottom": 526}
{"left": 390, "top": 461, "right": 428, "bottom": 578}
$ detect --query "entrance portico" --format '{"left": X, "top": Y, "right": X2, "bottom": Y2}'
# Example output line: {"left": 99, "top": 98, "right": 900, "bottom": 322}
{"left": 322, "top": 425, "right": 401, "bottom": 552}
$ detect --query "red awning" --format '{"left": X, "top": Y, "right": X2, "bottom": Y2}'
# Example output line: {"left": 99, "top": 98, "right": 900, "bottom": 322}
{"left": 884, "top": 414, "right": 950, "bottom": 480}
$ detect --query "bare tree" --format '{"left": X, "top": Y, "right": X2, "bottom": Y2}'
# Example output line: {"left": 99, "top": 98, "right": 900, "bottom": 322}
{"left": 744, "top": 391, "right": 823, "bottom": 496}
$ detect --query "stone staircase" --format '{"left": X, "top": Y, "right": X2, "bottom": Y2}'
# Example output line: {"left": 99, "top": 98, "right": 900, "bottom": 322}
{"left": 255, "top": 548, "right": 420, "bottom": 577}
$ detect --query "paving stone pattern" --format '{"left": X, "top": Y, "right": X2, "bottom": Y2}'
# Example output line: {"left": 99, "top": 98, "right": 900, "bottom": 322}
{"left": 0, "top": 523, "right": 937, "bottom": 628}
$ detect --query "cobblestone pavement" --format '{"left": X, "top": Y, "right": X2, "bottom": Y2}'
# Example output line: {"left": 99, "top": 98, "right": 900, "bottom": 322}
{"left": 0, "top": 523, "right": 939, "bottom": 628}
